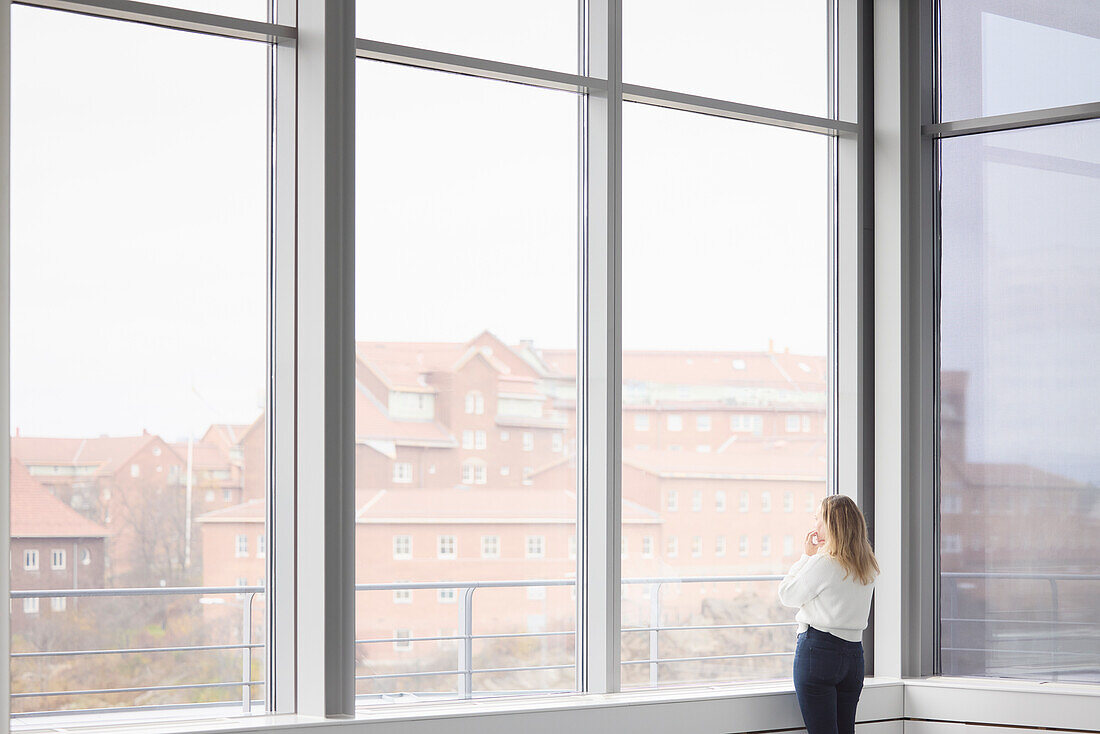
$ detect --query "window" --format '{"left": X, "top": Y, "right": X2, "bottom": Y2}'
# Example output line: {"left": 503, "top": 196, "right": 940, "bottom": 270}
{"left": 465, "top": 390, "right": 484, "bottom": 414}
{"left": 642, "top": 536, "right": 653, "bottom": 558}
{"left": 204, "top": 490, "right": 215, "bottom": 503}
{"left": 22, "top": 551, "right": 39, "bottom": 574}
{"left": 715, "top": 490, "right": 726, "bottom": 512}
{"left": 51, "top": 597, "right": 67, "bottom": 612}
{"left": 24, "top": 598, "right": 39, "bottom": 615}
{"left": 569, "top": 535, "right": 577, "bottom": 560}
{"left": 393, "top": 535, "right": 412, "bottom": 560}
{"left": 393, "top": 589, "right": 411, "bottom": 604}
{"left": 691, "top": 490, "right": 702, "bottom": 512}
{"left": 739, "top": 536, "right": 749, "bottom": 556}
{"left": 716, "top": 536, "right": 726, "bottom": 557}
{"left": 695, "top": 415, "right": 711, "bottom": 431}
{"left": 394, "top": 630, "right": 412, "bottom": 651}
{"left": 235, "top": 534, "right": 248, "bottom": 558}
{"left": 474, "top": 463, "right": 487, "bottom": 485}
{"left": 522, "top": 432, "right": 534, "bottom": 451}
{"left": 526, "top": 536, "right": 545, "bottom": 559}
{"left": 691, "top": 536, "right": 702, "bottom": 557}
{"left": 393, "top": 462, "right": 413, "bottom": 483}
{"left": 223, "top": 488, "right": 232, "bottom": 503}
{"left": 438, "top": 588, "right": 457, "bottom": 604}
{"left": 438, "top": 535, "right": 457, "bottom": 560}
{"left": 80, "top": 548, "right": 91, "bottom": 566}
{"left": 695, "top": 444, "right": 710, "bottom": 453}
{"left": 522, "top": 467, "right": 534, "bottom": 486}
{"left": 257, "top": 534, "right": 266, "bottom": 558}
{"left": 51, "top": 549, "right": 65, "bottom": 570}
{"left": 783, "top": 491, "right": 793, "bottom": 513}
{"left": 730, "top": 414, "right": 763, "bottom": 434}
{"left": 552, "top": 433, "right": 562, "bottom": 453}
{"left": 475, "top": 430, "right": 487, "bottom": 450}
{"left": 739, "top": 492, "right": 749, "bottom": 513}
{"left": 761, "top": 491, "right": 771, "bottom": 513}
{"left": 500, "top": 465, "right": 510, "bottom": 476}
{"left": 666, "top": 489, "right": 678, "bottom": 512}
{"left": 785, "top": 415, "right": 801, "bottom": 432}
{"left": 634, "top": 414, "right": 649, "bottom": 430}
{"left": 666, "top": 414, "right": 682, "bottom": 431}
{"left": 130, "top": 463, "right": 140, "bottom": 478}
{"left": 801, "top": 415, "right": 811, "bottom": 432}
{"left": 936, "top": 2, "right": 1100, "bottom": 683}
{"left": 761, "top": 535, "right": 771, "bottom": 557}
{"left": 462, "top": 430, "right": 474, "bottom": 449}
{"left": 666, "top": 537, "right": 678, "bottom": 557}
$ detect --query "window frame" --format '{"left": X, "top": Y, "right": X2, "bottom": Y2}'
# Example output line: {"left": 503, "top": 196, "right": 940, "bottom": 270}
{"left": 0, "top": 0, "right": 892, "bottom": 723}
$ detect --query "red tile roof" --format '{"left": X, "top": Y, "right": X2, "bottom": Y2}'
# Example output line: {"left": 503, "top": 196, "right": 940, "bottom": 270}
{"left": 12, "top": 433, "right": 179, "bottom": 476}
{"left": 623, "top": 439, "right": 827, "bottom": 480}
{"left": 197, "top": 489, "right": 659, "bottom": 526}
{"left": 10, "top": 460, "right": 109, "bottom": 538}
{"left": 355, "top": 488, "right": 659, "bottom": 524}
{"left": 539, "top": 348, "right": 826, "bottom": 391}
{"left": 195, "top": 498, "right": 265, "bottom": 524}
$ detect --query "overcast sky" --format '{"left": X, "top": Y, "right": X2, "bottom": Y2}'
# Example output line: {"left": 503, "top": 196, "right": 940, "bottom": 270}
{"left": 11, "top": 1, "right": 828, "bottom": 439}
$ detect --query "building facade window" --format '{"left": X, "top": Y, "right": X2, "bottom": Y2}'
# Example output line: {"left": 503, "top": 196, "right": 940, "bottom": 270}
{"left": 667, "top": 414, "right": 682, "bottom": 431}
{"left": 634, "top": 414, "right": 649, "bottom": 431}
{"left": 695, "top": 415, "right": 710, "bottom": 431}
{"left": 667, "top": 489, "right": 678, "bottom": 512}
{"left": 393, "top": 462, "right": 413, "bottom": 483}
{"left": 393, "top": 535, "right": 412, "bottom": 560}
{"left": 438, "top": 535, "right": 457, "bottom": 560}
{"left": 715, "top": 536, "right": 726, "bottom": 557}
{"left": 235, "top": 534, "right": 248, "bottom": 558}
{"left": 50, "top": 549, "right": 65, "bottom": 570}
{"left": 526, "top": 535, "right": 545, "bottom": 559}
{"left": 482, "top": 535, "right": 500, "bottom": 558}
{"left": 715, "top": 490, "right": 726, "bottom": 512}
{"left": 522, "top": 432, "right": 534, "bottom": 451}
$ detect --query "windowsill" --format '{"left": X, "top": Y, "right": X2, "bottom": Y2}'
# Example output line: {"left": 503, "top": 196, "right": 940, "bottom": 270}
{"left": 903, "top": 675, "right": 1100, "bottom": 697}
{"left": 11, "top": 678, "right": 904, "bottom": 734}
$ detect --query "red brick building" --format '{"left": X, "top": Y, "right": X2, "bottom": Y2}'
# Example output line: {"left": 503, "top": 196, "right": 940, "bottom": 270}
{"left": 9, "top": 459, "right": 108, "bottom": 631}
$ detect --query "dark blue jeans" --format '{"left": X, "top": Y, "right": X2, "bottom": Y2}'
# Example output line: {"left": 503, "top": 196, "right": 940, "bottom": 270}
{"left": 793, "top": 626, "right": 865, "bottom": 734}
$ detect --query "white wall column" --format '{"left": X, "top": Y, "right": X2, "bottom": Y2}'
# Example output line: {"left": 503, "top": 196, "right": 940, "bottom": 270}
{"left": 579, "top": 0, "right": 622, "bottom": 696}
{"left": 873, "top": 0, "right": 936, "bottom": 680}
{"left": 295, "top": 0, "right": 356, "bottom": 717}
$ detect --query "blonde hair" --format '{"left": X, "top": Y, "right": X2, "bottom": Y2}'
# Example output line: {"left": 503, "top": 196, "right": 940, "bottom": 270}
{"left": 819, "top": 495, "right": 879, "bottom": 585}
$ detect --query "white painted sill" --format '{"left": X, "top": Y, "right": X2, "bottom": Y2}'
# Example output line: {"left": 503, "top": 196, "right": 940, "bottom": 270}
{"left": 11, "top": 677, "right": 904, "bottom": 734}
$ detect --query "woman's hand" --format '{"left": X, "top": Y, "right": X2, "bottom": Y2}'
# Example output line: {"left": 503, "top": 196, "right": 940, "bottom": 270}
{"left": 803, "top": 530, "right": 821, "bottom": 556}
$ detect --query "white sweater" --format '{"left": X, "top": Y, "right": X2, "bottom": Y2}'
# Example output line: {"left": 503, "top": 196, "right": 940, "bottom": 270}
{"left": 778, "top": 552, "right": 875, "bottom": 642}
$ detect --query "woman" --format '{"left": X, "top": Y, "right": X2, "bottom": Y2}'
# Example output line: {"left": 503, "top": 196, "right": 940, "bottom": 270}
{"left": 778, "top": 495, "right": 879, "bottom": 734}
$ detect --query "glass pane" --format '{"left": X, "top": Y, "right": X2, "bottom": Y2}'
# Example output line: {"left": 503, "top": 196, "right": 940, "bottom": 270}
{"left": 620, "top": 102, "right": 831, "bottom": 689}
{"left": 354, "top": 61, "right": 579, "bottom": 705}
{"left": 624, "top": 0, "right": 830, "bottom": 116}
{"left": 356, "top": 0, "right": 578, "bottom": 74}
{"left": 939, "top": 120, "right": 1100, "bottom": 682}
{"left": 10, "top": 7, "right": 268, "bottom": 717}
{"left": 939, "top": 0, "right": 1100, "bottom": 121}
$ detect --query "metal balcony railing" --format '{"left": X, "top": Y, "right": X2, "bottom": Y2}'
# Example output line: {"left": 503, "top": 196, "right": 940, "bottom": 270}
{"left": 11, "top": 571, "right": 1098, "bottom": 721}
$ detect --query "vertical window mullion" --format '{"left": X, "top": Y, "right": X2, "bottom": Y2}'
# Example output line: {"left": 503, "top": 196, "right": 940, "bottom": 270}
{"left": 268, "top": 0, "right": 297, "bottom": 714}
{"left": 579, "top": 0, "right": 622, "bottom": 696}
{"left": 295, "top": 0, "right": 356, "bottom": 718}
